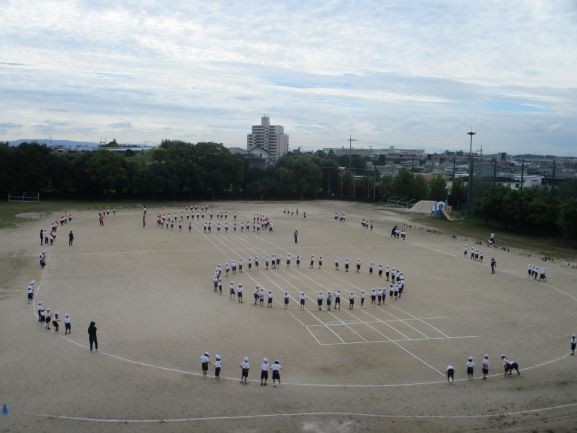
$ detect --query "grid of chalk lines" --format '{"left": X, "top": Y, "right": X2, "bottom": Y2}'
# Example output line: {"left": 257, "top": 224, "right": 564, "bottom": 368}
{"left": 194, "top": 212, "right": 476, "bottom": 347}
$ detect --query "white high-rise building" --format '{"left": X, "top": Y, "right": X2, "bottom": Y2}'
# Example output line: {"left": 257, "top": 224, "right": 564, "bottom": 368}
{"left": 247, "top": 116, "right": 289, "bottom": 165}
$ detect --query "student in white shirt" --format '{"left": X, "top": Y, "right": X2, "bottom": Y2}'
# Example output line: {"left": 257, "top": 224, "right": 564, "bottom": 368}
{"left": 317, "top": 291, "right": 323, "bottom": 311}
{"left": 299, "top": 292, "right": 306, "bottom": 310}
{"left": 481, "top": 354, "right": 489, "bottom": 380}
{"left": 200, "top": 352, "right": 210, "bottom": 378}
{"left": 335, "top": 290, "right": 341, "bottom": 309}
{"left": 466, "top": 356, "right": 475, "bottom": 380}
{"left": 360, "top": 290, "right": 366, "bottom": 307}
{"left": 240, "top": 356, "right": 250, "bottom": 384}
{"left": 271, "top": 360, "right": 282, "bottom": 387}
{"left": 214, "top": 354, "right": 222, "bottom": 382}
{"left": 446, "top": 364, "right": 455, "bottom": 383}
{"left": 571, "top": 334, "right": 576, "bottom": 356}
{"left": 348, "top": 291, "right": 355, "bottom": 310}
{"left": 267, "top": 290, "right": 273, "bottom": 308}
{"left": 283, "top": 291, "right": 290, "bottom": 308}
{"left": 237, "top": 284, "right": 244, "bottom": 303}
{"left": 64, "top": 313, "right": 71, "bottom": 335}
{"left": 335, "top": 257, "right": 340, "bottom": 271}
{"left": 326, "top": 290, "right": 333, "bottom": 311}
{"left": 260, "top": 358, "right": 270, "bottom": 386}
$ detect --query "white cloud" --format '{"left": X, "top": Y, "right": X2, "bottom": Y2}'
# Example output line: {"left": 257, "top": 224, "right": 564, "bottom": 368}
{"left": 0, "top": 0, "right": 576, "bottom": 153}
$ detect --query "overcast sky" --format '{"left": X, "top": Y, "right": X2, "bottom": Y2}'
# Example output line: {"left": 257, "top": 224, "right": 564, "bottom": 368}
{"left": 1, "top": 0, "right": 576, "bottom": 154}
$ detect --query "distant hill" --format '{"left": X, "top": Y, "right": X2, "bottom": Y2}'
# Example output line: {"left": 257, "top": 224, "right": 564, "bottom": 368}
{"left": 9, "top": 139, "right": 100, "bottom": 149}
{"left": 8, "top": 139, "right": 150, "bottom": 149}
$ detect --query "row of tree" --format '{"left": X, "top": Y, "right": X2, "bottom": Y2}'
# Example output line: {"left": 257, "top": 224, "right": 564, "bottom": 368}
{"left": 472, "top": 183, "right": 577, "bottom": 239}
{"left": 0, "top": 142, "right": 455, "bottom": 203}
{"left": 1, "top": 141, "right": 576, "bottom": 239}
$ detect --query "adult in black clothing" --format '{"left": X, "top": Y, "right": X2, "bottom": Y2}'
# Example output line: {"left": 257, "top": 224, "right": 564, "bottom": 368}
{"left": 88, "top": 321, "right": 98, "bottom": 352}
{"left": 68, "top": 231, "right": 74, "bottom": 246}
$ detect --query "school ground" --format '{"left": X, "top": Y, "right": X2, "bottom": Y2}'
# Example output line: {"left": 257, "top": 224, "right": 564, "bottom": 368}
{"left": 1, "top": 200, "right": 576, "bottom": 433}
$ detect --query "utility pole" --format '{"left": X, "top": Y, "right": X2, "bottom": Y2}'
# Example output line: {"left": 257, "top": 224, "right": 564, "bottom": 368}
{"left": 520, "top": 158, "right": 525, "bottom": 189}
{"left": 492, "top": 158, "right": 497, "bottom": 187}
{"left": 466, "top": 130, "right": 476, "bottom": 214}
{"left": 348, "top": 135, "right": 358, "bottom": 172}
{"left": 552, "top": 160, "right": 557, "bottom": 190}
{"left": 452, "top": 155, "right": 456, "bottom": 179}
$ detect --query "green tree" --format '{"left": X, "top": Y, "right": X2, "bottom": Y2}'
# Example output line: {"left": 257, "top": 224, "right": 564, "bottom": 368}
{"left": 429, "top": 175, "right": 447, "bottom": 201}
{"left": 558, "top": 198, "right": 577, "bottom": 239}
{"left": 449, "top": 178, "right": 467, "bottom": 210}
{"left": 412, "top": 175, "right": 429, "bottom": 201}
{"left": 392, "top": 168, "right": 414, "bottom": 197}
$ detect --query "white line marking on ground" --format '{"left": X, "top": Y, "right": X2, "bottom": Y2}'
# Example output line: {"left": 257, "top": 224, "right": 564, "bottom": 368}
{"left": 22, "top": 401, "right": 577, "bottom": 423}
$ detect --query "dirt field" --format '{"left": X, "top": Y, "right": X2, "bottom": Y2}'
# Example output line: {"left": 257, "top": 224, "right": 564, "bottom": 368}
{"left": 1, "top": 200, "right": 576, "bottom": 433}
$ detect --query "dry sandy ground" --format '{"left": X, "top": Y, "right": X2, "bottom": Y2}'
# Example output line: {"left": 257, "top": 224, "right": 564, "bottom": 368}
{"left": 1, "top": 200, "right": 576, "bottom": 433}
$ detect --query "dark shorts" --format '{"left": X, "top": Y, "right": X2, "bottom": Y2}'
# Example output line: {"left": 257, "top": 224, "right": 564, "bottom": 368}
{"left": 350, "top": 299, "right": 354, "bottom": 305}
{"left": 65, "top": 323, "right": 71, "bottom": 330}
{"left": 202, "top": 362, "right": 208, "bottom": 371}
{"left": 317, "top": 299, "right": 322, "bottom": 306}
{"left": 272, "top": 371, "right": 280, "bottom": 380}
{"left": 242, "top": 368, "right": 249, "bottom": 377}
{"left": 447, "top": 369, "right": 454, "bottom": 377}
{"left": 215, "top": 367, "right": 221, "bottom": 376}
{"left": 284, "top": 298, "right": 289, "bottom": 304}
{"left": 571, "top": 343, "right": 576, "bottom": 350}
{"left": 28, "top": 293, "right": 33, "bottom": 300}
{"left": 482, "top": 368, "right": 489, "bottom": 375}
{"left": 261, "top": 370, "right": 268, "bottom": 380}
{"left": 300, "top": 299, "right": 305, "bottom": 306}
{"left": 467, "top": 367, "right": 474, "bottom": 375}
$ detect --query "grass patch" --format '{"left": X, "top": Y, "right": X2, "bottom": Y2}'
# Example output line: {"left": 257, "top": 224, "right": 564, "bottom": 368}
{"left": 404, "top": 211, "right": 576, "bottom": 260}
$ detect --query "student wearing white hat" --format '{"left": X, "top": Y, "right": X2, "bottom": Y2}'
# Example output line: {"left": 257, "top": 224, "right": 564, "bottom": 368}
{"left": 481, "top": 354, "right": 489, "bottom": 380}
{"left": 64, "top": 313, "right": 71, "bottom": 335}
{"left": 283, "top": 291, "right": 290, "bottom": 308}
{"left": 326, "top": 290, "right": 333, "bottom": 311}
{"left": 570, "top": 334, "right": 576, "bottom": 356}
{"left": 348, "top": 291, "right": 355, "bottom": 310}
{"left": 466, "top": 356, "right": 475, "bottom": 380}
{"left": 446, "top": 364, "right": 455, "bottom": 384}
{"left": 237, "top": 283, "right": 244, "bottom": 303}
{"left": 240, "top": 356, "right": 250, "bottom": 384}
{"left": 260, "top": 358, "right": 270, "bottom": 386}
{"left": 317, "top": 291, "right": 323, "bottom": 311}
{"left": 200, "top": 352, "right": 210, "bottom": 378}
{"left": 27, "top": 280, "right": 35, "bottom": 303}
{"left": 299, "top": 292, "right": 306, "bottom": 310}
{"left": 214, "top": 354, "right": 222, "bottom": 382}
{"left": 267, "top": 290, "right": 273, "bottom": 308}
{"left": 335, "top": 290, "right": 341, "bottom": 310}
{"left": 271, "top": 360, "right": 282, "bottom": 387}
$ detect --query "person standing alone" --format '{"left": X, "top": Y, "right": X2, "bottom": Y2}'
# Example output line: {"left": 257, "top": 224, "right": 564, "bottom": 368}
{"left": 88, "top": 321, "right": 98, "bottom": 352}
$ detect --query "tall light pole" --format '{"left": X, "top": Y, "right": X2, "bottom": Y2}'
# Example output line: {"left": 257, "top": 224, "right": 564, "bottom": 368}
{"left": 348, "top": 135, "right": 358, "bottom": 172}
{"left": 466, "top": 130, "right": 476, "bottom": 214}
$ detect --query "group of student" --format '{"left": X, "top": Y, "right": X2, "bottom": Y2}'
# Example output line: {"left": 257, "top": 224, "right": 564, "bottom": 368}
{"left": 155, "top": 209, "right": 274, "bottom": 234}
{"left": 527, "top": 263, "right": 547, "bottom": 281}
{"left": 446, "top": 353, "right": 519, "bottom": 383}
{"left": 334, "top": 212, "right": 346, "bottom": 222}
{"left": 211, "top": 253, "right": 406, "bottom": 310}
{"left": 34, "top": 297, "right": 72, "bottom": 336}
{"left": 199, "top": 352, "right": 282, "bottom": 386}
{"left": 463, "top": 245, "right": 485, "bottom": 262}
{"left": 97, "top": 209, "right": 116, "bottom": 226}
{"left": 360, "top": 219, "right": 374, "bottom": 230}
{"left": 390, "top": 225, "right": 407, "bottom": 240}
{"left": 283, "top": 208, "right": 300, "bottom": 217}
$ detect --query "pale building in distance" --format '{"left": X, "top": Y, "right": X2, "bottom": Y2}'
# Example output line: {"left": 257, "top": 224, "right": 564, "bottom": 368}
{"left": 247, "top": 116, "right": 289, "bottom": 165}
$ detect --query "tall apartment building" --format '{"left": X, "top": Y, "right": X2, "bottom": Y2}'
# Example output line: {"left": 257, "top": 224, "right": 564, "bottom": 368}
{"left": 247, "top": 116, "right": 289, "bottom": 165}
